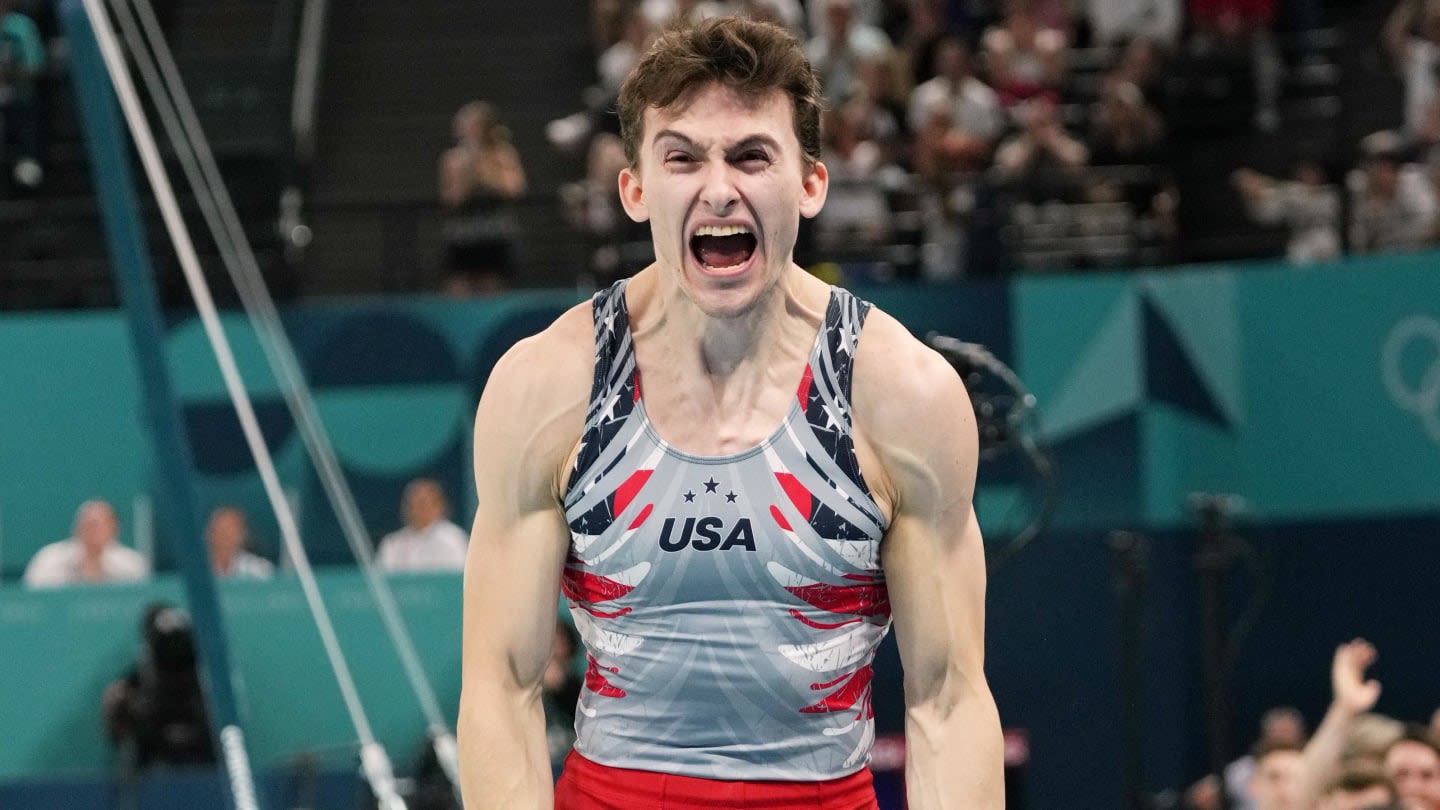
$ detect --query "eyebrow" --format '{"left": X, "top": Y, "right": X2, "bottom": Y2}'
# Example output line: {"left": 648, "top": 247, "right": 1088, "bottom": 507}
{"left": 653, "top": 130, "right": 782, "bottom": 155}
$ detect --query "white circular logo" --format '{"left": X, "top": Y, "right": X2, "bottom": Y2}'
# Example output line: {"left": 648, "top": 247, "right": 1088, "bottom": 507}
{"left": 1382, "top": 316, "right": 1440, "bottom": 443}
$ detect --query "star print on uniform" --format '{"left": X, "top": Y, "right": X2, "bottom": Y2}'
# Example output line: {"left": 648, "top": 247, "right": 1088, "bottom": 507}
{"left": 703, "top": 478, "right": 719, "bottom": 493}
{"left": 684, "top": 491, "right": 695, "bottom": 502}
{"left": 726, "top": 491, "right": 738, "bottom": 503}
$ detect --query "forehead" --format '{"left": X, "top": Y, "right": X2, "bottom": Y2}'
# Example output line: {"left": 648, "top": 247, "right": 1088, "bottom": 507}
{"left": 80, "top": 505, "right": 114, "bottom": 523}
{"left": 1257, "top": 750, "right": 1302, "bottom": 773}
{"left": 1388, "top": 742, "right": 1440, "bottom": 768}
{"left": 643, "top": 83, "right": 796, "bottom": 148}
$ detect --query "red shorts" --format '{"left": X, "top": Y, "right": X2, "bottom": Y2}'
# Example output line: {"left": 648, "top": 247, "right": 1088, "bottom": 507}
{"left": 553, "top": 750, "right": 881, "bottom": 810}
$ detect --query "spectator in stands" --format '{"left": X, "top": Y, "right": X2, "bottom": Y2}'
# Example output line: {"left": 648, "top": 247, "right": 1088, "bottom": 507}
{"left": 806, "top": 0, "right": 894, "bottom": 101}
{"left": 1111, "top": 38, "right": 1168, "bottom": 104}
{"left": 1348, "top": 130, "right": 1440, "bottom": 254}
{"left": 736, "top": 0, "right": 805, "bottom": 33}
{"left": 376, "top": 478, "right": 468, "bottom": 572}
{"left": 995, "top": 96, "right": 1089, "bottom": 180}
{"left": 598, "top": 8, "right": 655, "bottom": 98}
{"left": 23, "top": 500, "right": 149, "bottom": 587}
{"left": 591, "top": 0, "right": 629, "bottom": 55}
{"left": 1187, "top": 707, "right": 1310, "bottom": 810}
{"left": 1186, "top": 0, "right": 1282, "bottom": 131}
{"left": 853, "top": 52, "right": 908, "bottom": 145}
{"left": 1232, "top": 162, "right": 1342, "bottom": 264}
{"left": 561, "top": 132, "right": 647, "bottom": 284}
{"left": 1088, "top": 79, "right": 1166, "bottom": 166}
{"left": 806, "top": 0, "right": 884, "bottom": 38}
{"left": 438, "top": 101, "right": 527, "bottom": 297}
{"left": 980, "top": 0, "right": 1069, "bottom": 109}
{"left": 0, "top": 0, "right": 45, "bottom": 191}
{"left": 1241, "top": 709, "right": 1312, "bottom": 810}
{"left": 635, "top": 0, "right": 741, "bottom": 32}
{"left": 1316, "top": 765, "right": 1398, "bottom": 810}
{"left": 206, "top": 506, "right": 273, "bottom": 580}
{"left": 1083, "top": 0, "right": 1183, "bottom": 48}
{"left": 907, "top": 37, "right": 1005, "bottom": 155}
{"left": 1249, "top": 741, "right": 1305, "bottom": 810}
{"left": 1294, "top": 640, "right": 1415, "bottom": 810}
{"left": 815, "top": 94, "right": 897, "bottom": 252}
{"left": 910, "top": 93, "right": 981, "bottom": 281}
{"left": 1383, "top": 0, "right": 1440, "bottom": 138}
{"left": 1382, "top": 728, "right": 1440, "bottom": 810}
{"left": 894, "top": 0, "right": 950, "bottom": 89}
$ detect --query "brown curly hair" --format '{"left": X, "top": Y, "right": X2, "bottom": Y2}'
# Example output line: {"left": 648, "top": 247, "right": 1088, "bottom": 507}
{"left": 616, "top": 16, "right": 823, "bottom": 169}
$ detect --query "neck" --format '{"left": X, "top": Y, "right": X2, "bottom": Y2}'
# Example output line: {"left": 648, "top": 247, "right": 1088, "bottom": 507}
{"left": 644, "top": 269, "right": 801, "bottom": 380}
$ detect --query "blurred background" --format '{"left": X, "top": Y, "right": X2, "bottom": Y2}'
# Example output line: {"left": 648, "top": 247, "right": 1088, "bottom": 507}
{"left": 1, "top": 0, "right": 1439, "bottom": 808}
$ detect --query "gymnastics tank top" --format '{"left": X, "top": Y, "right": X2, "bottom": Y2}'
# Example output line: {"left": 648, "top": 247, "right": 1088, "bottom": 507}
{"left": 560, "top": 279, "right": 891, "bottom": 781}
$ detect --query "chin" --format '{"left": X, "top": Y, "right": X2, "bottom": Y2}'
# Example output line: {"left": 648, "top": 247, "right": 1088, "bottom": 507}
{"left": 681, "top": 257, "right": 777, "bottom": 319}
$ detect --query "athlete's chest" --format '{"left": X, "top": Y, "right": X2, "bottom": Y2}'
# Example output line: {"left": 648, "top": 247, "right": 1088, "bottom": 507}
{"left": 628, "top": 344, "right": 814, "bottom": 457}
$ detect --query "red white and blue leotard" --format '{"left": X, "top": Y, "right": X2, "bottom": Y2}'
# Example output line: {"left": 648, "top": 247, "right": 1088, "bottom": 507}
{"left": 561, "top": 279, "right": 890, "bottom": 781}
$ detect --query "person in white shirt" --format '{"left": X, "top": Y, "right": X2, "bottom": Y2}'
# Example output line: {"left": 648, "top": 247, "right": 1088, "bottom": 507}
{"left": 23, "top": 500, "right": 150, "bottom": 587}
{"left": 907, "top": 37, "right": 1005, "bottom": 151}
{"left": 805, "top": 0, "right": 893, "bottom": 99}
{"left": 376, "top": 478, "right": 469, "bottom": 572}
{"left": 207, "top": 506, "right": 273, "bottom": 580}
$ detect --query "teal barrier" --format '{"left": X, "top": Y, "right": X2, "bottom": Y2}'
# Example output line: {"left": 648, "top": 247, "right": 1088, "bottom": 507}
{"left": 5, "top": 258, "right": 1440, "bottom": 578}
{"left": 0, "top": 571, "right": 462, "bottom": 782}
{"left": 1014, "top": 253, "right": 1440, "bottom": 527}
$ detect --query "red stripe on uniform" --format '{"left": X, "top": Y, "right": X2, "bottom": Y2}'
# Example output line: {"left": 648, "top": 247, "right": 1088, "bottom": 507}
{"left": 627, "top": 502, "right": 653, "bottom": 530}
{"left": 613, "top": 469, "right": 653, "bottom": 516}
{"left": 775, "top": 472, "right": 813, "bottom": 521}
{"left": 584, "top": 654, "right": 627, "bottom": 698}
{"left": 796, "top": 363, "right": 814, "bottom": 404}
{"left": 770, "top": 504, "right": 792, "bottom": 531}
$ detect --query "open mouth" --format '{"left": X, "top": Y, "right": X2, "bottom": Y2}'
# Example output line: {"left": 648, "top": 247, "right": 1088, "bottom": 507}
{"left": 689, "top": 224, "right": 758, "bottom": 272}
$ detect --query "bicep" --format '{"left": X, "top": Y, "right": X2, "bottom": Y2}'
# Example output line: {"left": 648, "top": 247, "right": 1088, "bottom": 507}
{"left": 860, "top": 329, "right": 988, "bottom": 704}
{"left": 462, "top": 499, "right": 570, "bottom": 692}
{"left": 462, "top": 347, "right": 583, "bottom": 693}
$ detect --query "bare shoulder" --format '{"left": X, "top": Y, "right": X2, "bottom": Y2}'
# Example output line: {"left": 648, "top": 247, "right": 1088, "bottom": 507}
{"left": 853, "top": 307, "right": 972, "bottom": 434}
{"left": 852, "top": 306, "right": 978, "bottom": 508}
{"left": 475, "top": 301, "right": 596, "bottom": 498}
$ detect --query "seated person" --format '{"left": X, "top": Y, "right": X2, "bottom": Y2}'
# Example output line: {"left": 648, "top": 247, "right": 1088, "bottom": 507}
{"left": 376, "top": 479, "right": 468, "bottom": 572}
{"left": 23, "top": 499, "right": 149, "bottom": 587}
{"left": 206, "top": 506, "right": 273, "bottom": 579}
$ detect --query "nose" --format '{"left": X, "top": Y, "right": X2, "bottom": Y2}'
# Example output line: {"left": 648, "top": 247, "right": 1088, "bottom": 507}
{"left": 699, "top": 160, "right": 739, "bottom": 216}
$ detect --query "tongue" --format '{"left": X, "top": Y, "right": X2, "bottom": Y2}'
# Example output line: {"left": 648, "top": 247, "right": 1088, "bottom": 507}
{"left": 695, "top": 234, "right": 755, "bottom": 268}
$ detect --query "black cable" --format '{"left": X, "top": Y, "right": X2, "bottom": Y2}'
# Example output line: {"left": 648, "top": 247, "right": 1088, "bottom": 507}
{"left": 925, "top": 333, "right": 1058, "bottom": 568}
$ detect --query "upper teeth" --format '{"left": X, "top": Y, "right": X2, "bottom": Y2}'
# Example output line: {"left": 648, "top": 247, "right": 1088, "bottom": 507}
{"left": 695, "top": 224, "right": 751, "bottom": 237}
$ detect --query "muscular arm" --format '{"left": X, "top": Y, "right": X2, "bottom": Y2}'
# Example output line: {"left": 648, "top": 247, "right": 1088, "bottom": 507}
{"left": 856, "top": 314, "right": 1004, "bottom": 809}
{"left": 457, "top": 315, "right": 590, "bottom": 808}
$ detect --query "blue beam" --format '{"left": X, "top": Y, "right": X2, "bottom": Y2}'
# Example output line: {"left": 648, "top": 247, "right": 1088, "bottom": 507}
{"left": 58, "top": 2, "right": 265, "bottom": 808}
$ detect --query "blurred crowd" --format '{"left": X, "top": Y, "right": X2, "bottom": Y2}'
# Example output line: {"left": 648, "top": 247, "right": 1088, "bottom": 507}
{"left": 443, "top": 0, "right": 1440, "bottom": 288}
{"left": 13, "top": 0, "right": 1440, "bottom": 297}
{"left": 1178, "top": 641, "right": 1440, "bottom": 810}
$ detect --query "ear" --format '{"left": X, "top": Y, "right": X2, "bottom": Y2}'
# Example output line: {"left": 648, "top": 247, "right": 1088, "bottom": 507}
{"left": 618, "top": 166, "right": 650, "bottom": 223}
{"left": 799, "top": 160, "right": 829, "bottom": 219}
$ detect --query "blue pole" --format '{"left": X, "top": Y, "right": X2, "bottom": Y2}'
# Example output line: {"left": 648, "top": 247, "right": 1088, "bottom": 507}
{"left": 59, "top": 2, "right": 266, "bottom": 808}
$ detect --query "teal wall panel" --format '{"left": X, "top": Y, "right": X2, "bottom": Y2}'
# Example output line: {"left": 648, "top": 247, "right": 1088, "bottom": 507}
{"left": 0, "top": 572, "right": 462, "bottom": 781}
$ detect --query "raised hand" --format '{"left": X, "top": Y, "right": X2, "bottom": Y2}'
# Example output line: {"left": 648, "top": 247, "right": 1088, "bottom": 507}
{"left": 1331, "top": 638, "right": 1382, "bottom": 716}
